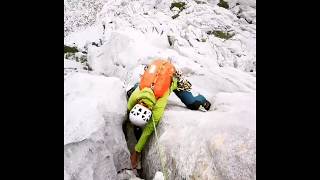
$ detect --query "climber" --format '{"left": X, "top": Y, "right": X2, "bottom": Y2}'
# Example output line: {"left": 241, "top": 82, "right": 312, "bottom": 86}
{"left": 125, "top": 59, "right": 211, "bottom": 169}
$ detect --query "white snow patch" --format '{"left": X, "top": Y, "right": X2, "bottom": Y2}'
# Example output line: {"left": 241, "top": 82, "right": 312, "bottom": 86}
{"left": 153, "top": 171, "right": 165, "bottom": 180}
{"left": 64, "top": 73, "right": 126, "bottom": 145}
{"left": 64, "top": 24, "right": 104, "bottom": 50}
{"left": 64, "top": 59, "right": 84, "bottom": 70}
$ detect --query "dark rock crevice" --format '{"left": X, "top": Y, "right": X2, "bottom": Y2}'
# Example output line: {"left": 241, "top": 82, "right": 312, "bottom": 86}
{"left": 122, "top": 113, "right": 144, "bottom": 178}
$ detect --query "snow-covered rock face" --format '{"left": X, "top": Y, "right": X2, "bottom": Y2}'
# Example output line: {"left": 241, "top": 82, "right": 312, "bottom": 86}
{"left": 64, "top": 73, "right": 138, "bottom": 180}
{"left": 64, "top": 73, "right": 127, "bottom": 144}
{"left": 65, "top": 0, "right": 256, "bottom": 73}
{"left": 64, "top": 0, "right": 256, "bottom": 179}
{"left": 143, "top": 92, "right": 256, "bottom": 180}
{"left": 64, "top": 0, "right": 107, "bottom": 37}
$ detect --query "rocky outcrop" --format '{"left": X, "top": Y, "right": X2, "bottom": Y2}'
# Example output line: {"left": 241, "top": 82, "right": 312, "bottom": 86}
{"left": 142, "top": 92, "right": 256, "bottom": 180}
{"left": 64, "top": 73, "right": 138, "bottom": 180}
{"left": 64, "top": 0, "right": 256, "bottom": 179}
{"left": 65, "top": 0, "right": 256, "bottom": 73}
{"left": 64, "top": 0, "right": 107, "bottom": 36}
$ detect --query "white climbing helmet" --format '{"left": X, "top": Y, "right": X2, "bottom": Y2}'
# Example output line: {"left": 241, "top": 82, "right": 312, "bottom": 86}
{"left": 129, "top": 104, "right": 152, "bottom": 127}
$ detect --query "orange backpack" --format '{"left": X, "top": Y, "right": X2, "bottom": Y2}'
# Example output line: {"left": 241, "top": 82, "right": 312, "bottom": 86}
{"left": 139, "top": 60, "right": 176, "bottom": 99}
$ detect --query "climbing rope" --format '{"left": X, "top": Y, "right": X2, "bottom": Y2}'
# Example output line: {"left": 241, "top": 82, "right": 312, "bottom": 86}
{"left": 152, "top": 117, "right": 169, "bottom": 180}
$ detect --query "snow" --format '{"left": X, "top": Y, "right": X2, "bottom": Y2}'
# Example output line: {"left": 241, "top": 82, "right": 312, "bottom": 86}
{"left": 167, "top": 91, "right": 256, "bottom": 130}
{"left": 64, "top": 0, "right": 108, "bottom": 37}
{"left": 142, "top": 91, "right": 255, "bottom": 179}
{"left": 64, "top": 72, "right": 134, "bottom": 180}
{"left": 153, "top": 171, "right": 165, "bottom": 180}
{"left": 65, "top": 0, "right": 256, "bottom": 72}
{"left": 64, "top": 72, "right": 126, "bottom": 145}
{"left": 64, "top": 24, "right": 104, "bottom": 49}
{"left": 64, "top": 0, "right": 256, "bottom": 179}
{"left": 64, "top": 59, "right": 84, "bottom": 70}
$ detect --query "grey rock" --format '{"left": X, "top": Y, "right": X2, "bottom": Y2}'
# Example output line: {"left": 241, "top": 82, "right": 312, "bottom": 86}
{"left": 142, "top": 125, "right": 256, "bottom": 180}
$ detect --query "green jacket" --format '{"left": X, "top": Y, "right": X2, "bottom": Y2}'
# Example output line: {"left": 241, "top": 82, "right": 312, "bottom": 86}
{"left": 127, "top": 77, "right": 178, "bottom": 152}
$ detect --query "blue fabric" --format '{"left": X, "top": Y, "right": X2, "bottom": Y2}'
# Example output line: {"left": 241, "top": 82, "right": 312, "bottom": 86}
{"left": 173, "top": 90, "right": 206, "bottom": 108}
{"left": 126, "top": 82, "right": 207, "bottom": 110}
{"left": 132, "top": 83, "right": 139, "bottom": 90}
